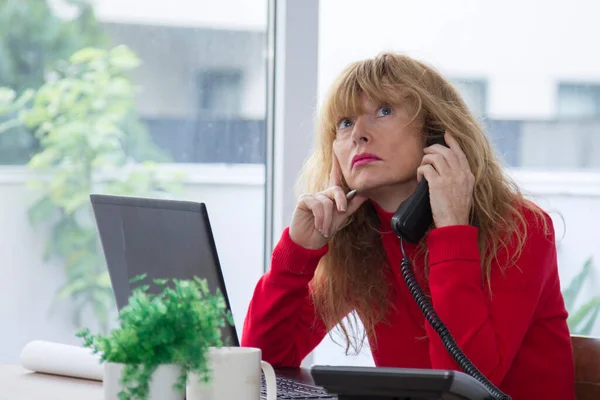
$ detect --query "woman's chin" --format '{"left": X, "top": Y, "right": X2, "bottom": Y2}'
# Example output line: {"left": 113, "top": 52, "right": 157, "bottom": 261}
{"left": 347, "top": 180, "right": 385, "bottom": 195}
{"left": 347, "top": 167, "right": 400, "bottom": 188}
{"left": 348, "top": 175, "right": 418, "bottom": 197}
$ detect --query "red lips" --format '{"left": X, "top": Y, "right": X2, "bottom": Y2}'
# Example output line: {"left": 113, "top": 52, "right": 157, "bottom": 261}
{"left": 351, "top": 152, "right": 382, "bottom": 168}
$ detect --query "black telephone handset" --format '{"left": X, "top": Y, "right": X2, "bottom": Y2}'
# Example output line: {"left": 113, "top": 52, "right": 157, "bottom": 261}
{"left": 390, "top": 130, "right": 511, "bottom": 400}
{"left": 391, "top": 132, "right": 446, "bottom": 244}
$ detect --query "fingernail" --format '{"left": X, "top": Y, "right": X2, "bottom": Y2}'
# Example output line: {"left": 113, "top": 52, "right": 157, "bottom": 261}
{"left": 346, "top": 189, "right": 357, "bottom": 200}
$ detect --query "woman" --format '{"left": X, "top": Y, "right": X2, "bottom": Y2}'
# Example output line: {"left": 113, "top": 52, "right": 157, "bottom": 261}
{"left": 241, "top": 52, "right": 575, "bottom": 399}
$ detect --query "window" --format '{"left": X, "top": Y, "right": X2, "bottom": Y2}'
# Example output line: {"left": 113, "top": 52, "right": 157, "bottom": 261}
{"left": 515, "top": 84, "right": 600, "bottom": 169}
{"left": 451, "top": 79, "right": 487, "bottom": 118}
{"left": 197, "top": 69, "right": 244, "bottom": 116}
{"left": 317, "top": 0, "right": 600, "bottom": 366}
{"left": 526, "top": 83, "right": 600, "bottom": 169}
{"left": 557, "top": 83, "right": 600, "bottom": 119}
{"left": 0, "top": 0, "right": 269, "bottom": 363}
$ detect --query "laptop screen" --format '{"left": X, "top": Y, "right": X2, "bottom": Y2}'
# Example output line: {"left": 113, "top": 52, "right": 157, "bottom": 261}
{"left": 90, "top": 194, "right": 240, "bottom": 347}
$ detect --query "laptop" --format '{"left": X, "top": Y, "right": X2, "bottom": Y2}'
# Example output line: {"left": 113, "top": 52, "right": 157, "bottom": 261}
{"left": 89, "top": 193, "right": 335, "bottom": 400}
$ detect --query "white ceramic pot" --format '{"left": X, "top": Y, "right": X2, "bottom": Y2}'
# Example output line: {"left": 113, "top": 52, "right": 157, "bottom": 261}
{"left": 104, "top": 362, "right": 184, "bottom": 400}
{"left": 187, "top": 347, "right": 276, "bottom": 400}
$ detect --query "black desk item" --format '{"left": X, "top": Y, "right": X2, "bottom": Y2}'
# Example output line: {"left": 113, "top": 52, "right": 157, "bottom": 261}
{"left": 310, "top": 365, "right": 495, "bottom": 400}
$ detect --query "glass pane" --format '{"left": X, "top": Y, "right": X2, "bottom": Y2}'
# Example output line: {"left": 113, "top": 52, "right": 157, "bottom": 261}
{"left": 557, "top": 84, "right": 600, "bottom": 119}
{"left": 451, "top": 79, "right": 487, "bottom": 119}
{"left": 318, "top": 0, "right": 600, "bottom": 364}
{"left": 0, "top": 0, "right": 268, "bottom": 363}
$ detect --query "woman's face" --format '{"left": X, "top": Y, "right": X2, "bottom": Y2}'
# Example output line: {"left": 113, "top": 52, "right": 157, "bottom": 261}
{"left": 332, "top": 94, "right": 426, "bottom": 195}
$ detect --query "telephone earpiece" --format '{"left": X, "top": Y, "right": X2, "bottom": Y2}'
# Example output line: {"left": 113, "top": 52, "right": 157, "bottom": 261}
{"left": 391, "top": 130, "right": 447, "bottom": 243}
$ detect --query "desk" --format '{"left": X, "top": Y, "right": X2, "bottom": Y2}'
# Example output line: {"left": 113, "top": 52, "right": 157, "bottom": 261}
{"left": 0, "top": 365, "right": 322, "bottom": 400}
{"left": 0, "top": 364, "right": 102, "bottom": 399}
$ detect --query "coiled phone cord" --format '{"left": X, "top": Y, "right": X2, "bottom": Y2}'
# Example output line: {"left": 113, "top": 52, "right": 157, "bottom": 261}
{"left": 399, "top": 238, "right": 511, "bottom": 400}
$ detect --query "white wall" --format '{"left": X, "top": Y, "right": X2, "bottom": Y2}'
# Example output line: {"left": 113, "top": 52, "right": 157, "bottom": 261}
{"left": 0, "top": 165, "right": 265, "bottom": 364}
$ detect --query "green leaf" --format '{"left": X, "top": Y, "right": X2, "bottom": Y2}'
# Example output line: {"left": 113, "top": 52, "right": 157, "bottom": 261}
{"left": 105, "top": 77, "right": 134, "bottom": 97}
{"left": 34, "top": 85, "right": 62, "bottom": 116}
{"left": 108, "top": 45, "right": 141, "bottom": 70}
{"left": 21, "top": 107, "right": 52, "bottom": 130}
{"left": 56, "top": 277, "right": 89, "bottom": 300}
{"left": 97, "top": 271, "right": 113, "bottom": 289}
{"left": 579, "top": 303, "right": 600, "bottom": 335}
{"left": 26, "top": 180, "right": 46, "bottom": 190}
{"left": 568, "top": 296, "right": 600, "bottom": 334}
{"left": 45, "top": 218, "right": 95, "bottom": 261}
{"left": 562, "top": 256, "right": 593, "bottom": 312}
{"left": 130, "top": 274, "right": 147, "bottom": 284}
{"left": 14, "top": 89, "right": 35, "bottom": 108}
{"left": 66, "top": 251, "right": 105, "bottom": 279}
{"left": 63, "top": 191, "right": 91, "bottom": 215}
{"left": 70, "top": 47, "right": 107, "bottom": 64}
{"left": 27, "top": 195, "right": 56, "bottom": 226}
{"left": 0, "top": 87, "right": 16, "bottom": 106}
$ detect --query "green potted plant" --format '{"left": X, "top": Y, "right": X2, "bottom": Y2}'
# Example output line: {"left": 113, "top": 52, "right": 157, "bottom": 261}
{"left": 76, "top": 275, "right": 233, "bottom": 400}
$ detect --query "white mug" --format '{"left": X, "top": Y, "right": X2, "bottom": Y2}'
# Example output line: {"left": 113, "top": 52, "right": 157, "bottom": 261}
{"left": 187, "top": 346, "right": 276, "bottom": 400}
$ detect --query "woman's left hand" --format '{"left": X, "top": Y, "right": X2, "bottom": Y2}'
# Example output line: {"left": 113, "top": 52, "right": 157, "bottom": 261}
{"left": 417, "top": 131, "right": 475, "bottom": 228}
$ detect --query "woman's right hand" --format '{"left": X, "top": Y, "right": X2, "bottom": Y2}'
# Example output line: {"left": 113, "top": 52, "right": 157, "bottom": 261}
{"left": 289, "top": 153, "right": 368, "bottom": 250}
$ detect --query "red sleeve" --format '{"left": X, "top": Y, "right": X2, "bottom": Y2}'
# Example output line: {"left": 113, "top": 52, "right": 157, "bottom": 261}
{"left": 241, "top": 227, "right": 329, "bottom": 367}
{"left": 425, "top": 210, "right": 555, "bottom": 385}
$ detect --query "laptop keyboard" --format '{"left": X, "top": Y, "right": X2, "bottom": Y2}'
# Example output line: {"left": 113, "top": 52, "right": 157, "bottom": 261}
{"left": 261, "top": 376, "right": 335, "bottom": 399}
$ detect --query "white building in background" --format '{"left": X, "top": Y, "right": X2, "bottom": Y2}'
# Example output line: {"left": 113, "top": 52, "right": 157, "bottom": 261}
{"left": 94, "top": 0, "right": 600, "bottom": 168}
{"left": 2, "top": 0, "right": 598, "bottom": 364}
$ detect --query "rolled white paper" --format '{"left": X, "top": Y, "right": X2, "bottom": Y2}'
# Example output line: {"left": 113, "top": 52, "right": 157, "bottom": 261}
{"left": 20, "top": 340, "right": 104, "bottom": 381}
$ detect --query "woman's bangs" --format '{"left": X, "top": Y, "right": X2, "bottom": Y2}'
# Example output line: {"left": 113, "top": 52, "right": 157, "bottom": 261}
{"left": 327, "top": 62, "right": 406, "bottom": 126}
{"left": 328, "top": 74, "right": 364, "bottom": 124}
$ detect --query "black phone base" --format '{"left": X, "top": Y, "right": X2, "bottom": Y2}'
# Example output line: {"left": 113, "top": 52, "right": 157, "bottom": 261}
{"left": 310, "top": 364, "right": 496, "bottom": 400}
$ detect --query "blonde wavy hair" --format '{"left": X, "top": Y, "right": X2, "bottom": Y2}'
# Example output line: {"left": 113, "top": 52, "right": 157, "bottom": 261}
{"left": 295, "top": 52, "right": 549, "bottom": 355}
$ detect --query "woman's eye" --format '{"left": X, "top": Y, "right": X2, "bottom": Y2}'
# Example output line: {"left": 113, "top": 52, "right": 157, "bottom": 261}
{"left": 337, "top": 118, "right": 353, "bottom": 130}
{"left": 378, "top": 106, "right": 392, "bottom": 116}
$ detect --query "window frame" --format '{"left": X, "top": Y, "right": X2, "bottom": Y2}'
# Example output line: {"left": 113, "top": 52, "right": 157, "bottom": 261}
{"left": 265, "top": 0, "right": 320, "bottom": 260}
{"left": 556, "top": 82, "right": 600, "bottom": 120}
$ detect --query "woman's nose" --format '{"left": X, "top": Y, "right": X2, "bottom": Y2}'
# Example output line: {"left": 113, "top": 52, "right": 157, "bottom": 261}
{"left": 351, "top": 117, "right": 372, "bottom": 144}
